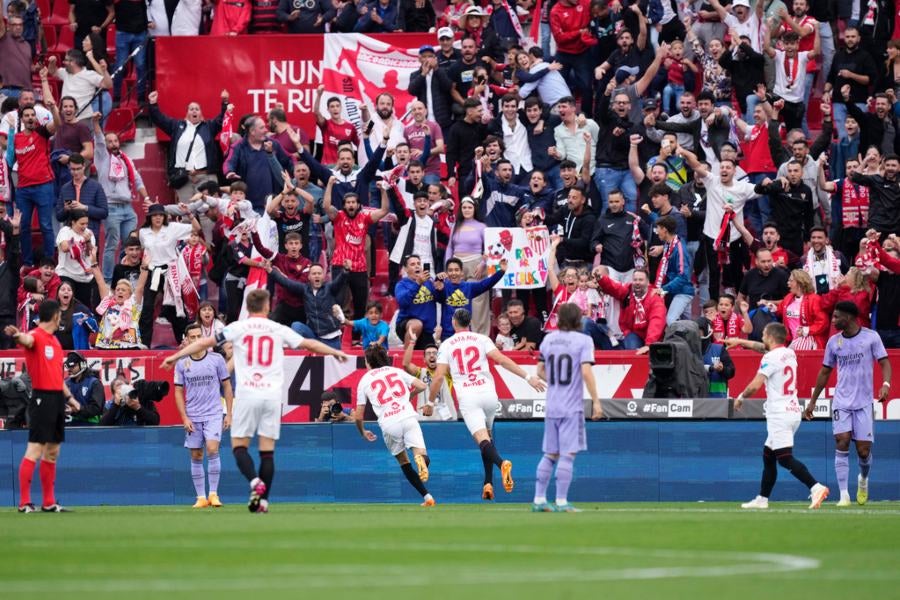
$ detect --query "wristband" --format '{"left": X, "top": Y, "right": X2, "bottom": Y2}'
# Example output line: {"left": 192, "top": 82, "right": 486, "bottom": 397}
{"left": 735, "top": 394, "right": 744, "bottom": 402}
{"left": 883, "top": 382, "right": 891, "bottom": 388}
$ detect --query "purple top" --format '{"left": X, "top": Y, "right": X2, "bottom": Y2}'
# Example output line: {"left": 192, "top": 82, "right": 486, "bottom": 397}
{"left": 539, "top": 330, "right": 595, "bottom": 418}
{"left": 445, "top": 219, "right": 486, "bottom": 265}
{"left": 824, "top": 327, "right": 888, "bottom": 411}
{"left": 174, "top": 351, "right": 230, "bottom": 420}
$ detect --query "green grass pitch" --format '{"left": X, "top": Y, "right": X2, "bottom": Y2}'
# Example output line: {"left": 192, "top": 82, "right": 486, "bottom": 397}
{"left": 4, "top": 502, "right": 900, "bottom": 599}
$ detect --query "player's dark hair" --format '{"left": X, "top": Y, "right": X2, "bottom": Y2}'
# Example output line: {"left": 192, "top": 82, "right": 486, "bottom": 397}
{"left": 365, "top": 344, "right": 391, "bottom": 369}
{"left": 885, "top": 153, "right": 900, "bottom": 163}
{"left": 719, "top": 293, "right": 736, "bottom": 305}
{"left": 834, "top": 301, "right": 860, "bottom": 318}
{"left": 702, "top": 299, "right": 717, "bottom": 310}
{"left": 424, "top": 343, "right": 439, "bottom": 352}
{"left": 67, "top": 208, "right": 89, "bottom": 225}
{"left": 184, "top": 323, "right": 202, "bottom": 336}
{"left": 245, "top": 289, "right": 270, "bottom": 314}
{"left": 38, "top": 299, "right": 60, "bottom": 323}
{"left": 556, "top": 303, "right": 582, "bottom": 332}
{"left": 649, "top": 183, "right": 672, "bottom": 199}
{"left": 453, "top": 308, "right": 472, "bottom": 329}
{"left": 764, "top": 322, "right": 788, "bottom": 345}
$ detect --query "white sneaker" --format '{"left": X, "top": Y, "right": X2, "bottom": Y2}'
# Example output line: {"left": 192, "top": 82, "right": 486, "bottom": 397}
{"left": 836, "top": 497, "right": 852, "bottom": 507}
{"left": 741, "top": 496, "right": 769, "bottom": 509}
{"left": 808, "top": 483, "right": 829, "bottom": 509}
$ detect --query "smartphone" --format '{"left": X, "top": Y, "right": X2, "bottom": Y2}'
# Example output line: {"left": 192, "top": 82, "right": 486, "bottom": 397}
{"left": 366, "top": 121, "right": 375, "bottom": 135}
{"left": 423, "top": 262, "right": 432, "bottom": 275}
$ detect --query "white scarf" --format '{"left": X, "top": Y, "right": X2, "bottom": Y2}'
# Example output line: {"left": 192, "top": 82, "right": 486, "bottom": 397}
{"left": 804, "top": 245, "right": 841, "bottom": 291}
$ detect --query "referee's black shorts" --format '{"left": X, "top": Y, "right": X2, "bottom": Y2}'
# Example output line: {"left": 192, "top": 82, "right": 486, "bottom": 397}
{"left": 27, "top": 390, "right": 66, "bottom": 444}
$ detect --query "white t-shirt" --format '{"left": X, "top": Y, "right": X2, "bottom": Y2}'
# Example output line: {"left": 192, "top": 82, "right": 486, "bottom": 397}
{"left": 174, "top": 121, "right": 207, "bottom": 170}
{"left": 412, "top": 215, "right": 434, "bottom": 266}
{"left": 436, "top": 331, "right": 498, "bottom": 403}
{"left": 758, "top": 346, "right": 802, "bottom": 417}
{"left": 773, "top": 50, "right": 811, "bottom": 104}
{"left": 724, "top": 12, "right": 764, "bottom": 53}
{"left": 217, "top": 316, "right": 305, "bottom": 400}
{"left": 55, "top": 67, "right": 104, "bottom": 119}
{"left": 139, "top": 222, "right": 193, "bottom": 266}
{"left": 356, "top": 366, "right": 418, "bottom": 427}
{"left": 55, "top": 226, "right": 96, "bottom": 283}
{"left": 701, "top": 172, "right": 759, "bottom": 243}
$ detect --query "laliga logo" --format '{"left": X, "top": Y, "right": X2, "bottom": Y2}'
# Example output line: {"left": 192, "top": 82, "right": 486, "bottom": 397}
{"left": 391, "top": 402, "right": 400, "bottom": 411}
{"left": 627, "top": 401, "right": 638, "bottom": 412}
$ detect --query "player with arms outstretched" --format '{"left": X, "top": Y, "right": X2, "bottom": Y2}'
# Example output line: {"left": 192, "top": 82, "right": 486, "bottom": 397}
{"left": 533, "top": 303, "right": 603, "bottom": 513}
{"left": 428, "top": 308, "right": 546, "bottom": 500}
{"left": 356, "top": 345, "right": 435, "bottom": 507}
{"left": 806, "top": 301, "right": 891, "bottom": 506}
{"left": 163, "top": 289, "right": 349, "bottom": 513}
{"left": 729, "top": 323, "right": 829, "bottom": 509}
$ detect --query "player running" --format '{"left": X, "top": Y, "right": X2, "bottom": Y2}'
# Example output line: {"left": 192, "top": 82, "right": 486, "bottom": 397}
{"left": 806, "top": 301, "right": 891, "bottom": 506}
{"left": 174, "top": 323, "right": 234, "bottom": 508}
{"left": 428, "top": 308, "right": 546, "bottom": 500}
{"left": 163, "top": 289, "right": 349, "bottom": 513}
{"left": 356, "top": 345, "right": 435, "bottom": 507}
{"left": 730, "top": 322, "right": 829, "bottom": 509}
{"left": 533, "top": 303, "right": 603, "bottom": 513}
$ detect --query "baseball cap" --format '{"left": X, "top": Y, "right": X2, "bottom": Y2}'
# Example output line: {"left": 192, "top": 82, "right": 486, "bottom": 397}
{"left": 437, "top": 26, "right": 454, "bottom": 39}
{"left": 419, "top": 45, "right": 435, "bottom": 55}
{"left": 732, "top": 0, "right": 750, "bottom": 8}
{"left": 463, "top": 5, "right": 487, "bottom": 17}
{"left": 643, "top": 98, "right": 658, "bottom": 111}
{"left": 614, "top": 65, "right": 640, "bottom": 84}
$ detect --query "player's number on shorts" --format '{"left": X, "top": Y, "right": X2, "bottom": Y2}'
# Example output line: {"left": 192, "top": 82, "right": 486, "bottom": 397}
{"left": 242, "top": 335, "right": 274, "bottom": 367}
{"left": 451, "top": 347, "right": 481, "bottom": 375}
{"left": 546, "top": 354, "right": 573, "bottom": 386}
{"left": 371, "top": 373, "right": 407, "bottom": 405}
{"left": 782, "top": 365, "right": 795, "bottom": 396}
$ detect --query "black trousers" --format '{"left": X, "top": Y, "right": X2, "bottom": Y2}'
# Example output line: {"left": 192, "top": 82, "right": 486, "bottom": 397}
{"left": 333, "top": 267, "right": 369, "bottom": 321}
{"left": 139, "top": 278, "right": 189, "bottom": 348}
{"left": 702, "top": 235, "right": 747, "bottom": 300}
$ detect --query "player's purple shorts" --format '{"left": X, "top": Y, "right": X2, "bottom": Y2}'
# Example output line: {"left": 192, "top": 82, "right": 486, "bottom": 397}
{"left": 184, "top": 416, "right": 223, "bottom": 449}
{"left": 832, "top": 406, "right": 875, "bottom": 442}
{"left": 542, "top": 415, "right": 587, "bottom": 455}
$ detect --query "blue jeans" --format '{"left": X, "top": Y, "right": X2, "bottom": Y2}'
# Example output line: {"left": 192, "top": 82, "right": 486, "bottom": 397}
{"left": 745, "top": 93, "right": 761, "bottom": 118}
{"left": 15, "top": 182, "right": 56, "bottom": 265}
{"left": 290, "top": 321, "right": 342, "bottom": 349}
{"left": 91, "top": 90, "right": 113, "bottom": 125}
{"left": 540, "top": 22, "right": 552, "bottom": 62}
{"left": 687, "top": 240, "right": 709, "bottom": 306}
{"left": 832, "top": 102, "right": 867, "bottom": 139}
{"left": 593, "top": 167, "right": 637, "bottom": 213}
{"left": 745, "top": 172, "right": 775, "bottom": 236}
{"left": 801, "top": 71, "right": 817, "bottom": 136}
{"left": 113, "top": 30, "right": 148, "bottom": 102}
{"left": 103, "top": 203, "right": 138, "bottom": 282}
{"left": 583, "top": 317, "right": 613, "bottom": 350}
{"left": 621, "top": 332, "right": 645, "bottom": 350}
{"left": 666, "top": 293, "right": 693, "bottom": 324}
{"left": 663, "top": 83, "right": 685, "bottom": 115}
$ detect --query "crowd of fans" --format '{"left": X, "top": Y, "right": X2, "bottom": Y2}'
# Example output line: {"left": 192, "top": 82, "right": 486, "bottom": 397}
{"left": 0, "top": 0, "right": 899, "bottom": 366}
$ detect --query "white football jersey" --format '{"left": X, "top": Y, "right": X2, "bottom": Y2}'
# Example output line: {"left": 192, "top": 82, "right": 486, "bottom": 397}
{"left": 436, "top": 331, "right": 498, "bottom": 402}
{"left": 758, "top": 346, "right": 802, "bottom": 416}
{"left": 356, "top": 366, "right": 418, "bottom": 427}
{"left": 217, "top": 317, "right": 305, "bottom": 399}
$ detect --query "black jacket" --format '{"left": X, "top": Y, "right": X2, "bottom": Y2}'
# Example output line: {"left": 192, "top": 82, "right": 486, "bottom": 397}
{"left": 594, "top": 93, "right": 635, "bottom": 169}
{"left": 270, "top": 268, "right": 346, "bottom": 336}
{"left": 849, "top": 172, "right": 900, "bottom": 234}
{"left": 0, "top": 221, "right": 21, "bottom": 319}
{"left": 149, "top": 99, "right": 227, "bottom": 177}
{"left": 446, "top": 119, "right": 488, "bottom": 180}
{"left": 590, "top": 208, "right": 649, "bottom": 272}
{"left": 547, "top": 208, "right": 597, "bottom": 264}
{"left": 276, "top": 0, "right": 335, "bottom": 32}
{"left": 408, "top": 67, "right": 454, "bottom": 132}
{"left": 753, "top": 180, "right": 815, "bottom": 256}
{"left": 655, "top": 110, "right": 731, "bottom": 162}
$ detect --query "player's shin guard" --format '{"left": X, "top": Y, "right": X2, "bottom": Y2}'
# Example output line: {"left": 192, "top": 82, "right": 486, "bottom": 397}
{"left": 232, "top": 446, "right": 257, "bottom": 482}
{"left": 190, "top": 458, "right": 206, "bottom": 497}
{"left": 534, "top": 455, "right": 556, "bottom": 502}
{"left": 39, "top": 460, "right": 56, "bottom": 507}
{"left": 258, "top": 451, "right": 274, "bottom": 500}
{"left": 835, "top": 450, "right": 850, "bottom": 493}
{"left": 401, "top": 462, "right": 429, "bottom": 497}
{"left": 760, "top": 447, "right": 778, "bottom": 498}
{"left": 775, "top": 448, "right": 817, "bottom": 488}
{"left": 18, "top": 457, "right": 36, "bottom": 506}
{"left": 859, "top": 451, "right": 872, "bottom": 479}
{"left": 555, "top": 455, "right": 575, "bottom": 504}
{"left": 207, "top": 453, "right": 221, "bottom": 494}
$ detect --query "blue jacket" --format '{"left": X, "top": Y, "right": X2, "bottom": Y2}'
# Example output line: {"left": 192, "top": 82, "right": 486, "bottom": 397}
{"left": 354, "top": 0, "right": 399, "bottom": 32}
{"left": 224, "top": 139, "right": 294, "bottom": 213}
{"left": 435, "top": 270, "right": 505, "bottom": 333}
{"left": 395, "top": 277, "right": 437, "bottom": 333}
{"left": 481, "top": 171, "right": 529, "bottom": 227}
{"left": 659, "top": 237, "right": 695, "bottom": 297}
{"left": 300, "top": 144, "right": 386, "bottom": 210}
{"left": 57, "top": 178, "right": 109, "bottom": 238}
{"left": 66, "top": 372, "right": 105, "bottom": 424}
{"left": 270, "top": 269, "right": 346, "bottom": 336}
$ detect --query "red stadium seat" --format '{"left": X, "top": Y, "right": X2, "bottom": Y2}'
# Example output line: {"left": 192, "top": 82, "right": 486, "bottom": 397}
{"left": 106, "top": 25, "right": 116, "bottom": 56}
{"left": 52, "top": 25, "right": 74, "bottom": 55}
{"left": 41, "top": 23, "right": 56, "bottom": 50}
{"left": 375, "top": 248, "right": 388, "bottom": 273}
{"left": 45, "top": 0, "right": 70, "bottom": 26}
{"left": 35, "top": 0, "right": 51, "bottom": 20}
{"left": 104, "top": 108, "right": 136, "bottom": 142}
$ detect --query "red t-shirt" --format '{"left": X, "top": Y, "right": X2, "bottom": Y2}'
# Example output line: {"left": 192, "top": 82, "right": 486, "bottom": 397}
{"left": 24, "top": 326, "right": 64, "bottom": 391}
{"left": 742, "top": 123, "right": 777, "bottom": 174}
{"left": 319, "top": 119, "right": 359, "bottom": 165}
{"left": 332, "top": 209, "right": 374, "bottom": 272}
{"left": 14, "top": 126, "right": 53, "bottom": 188}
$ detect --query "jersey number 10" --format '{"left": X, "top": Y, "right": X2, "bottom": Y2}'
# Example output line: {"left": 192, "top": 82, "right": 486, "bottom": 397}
{"left": 546, "top": 354, "right": 573, "bottom": 386}
{"left": 243, "top": 335, "right": 274, "bottom": 367}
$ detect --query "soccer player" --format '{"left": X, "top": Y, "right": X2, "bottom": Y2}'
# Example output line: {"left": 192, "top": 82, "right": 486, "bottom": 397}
{"left": 428, "top": 308, "right": 546, "bottom": 500}
{"left": 6, "top": 300, "right": 82, "bottom": 513}
{"left": 731, "top": 323, "right": 829, "bottom": 510}
{"left": 163, "top": 289, "right": 349, "bottom": 513}
{"left": 806, "top": 301, "right": 891, "bottom": 506}
{"left": 174, "top": 323, "right": 234, "bottom": 509}
{"left": 356, "top": 345, "right": 435, "bottom": 507}
{"left": 533, "top": 303, "right": 603, "bottom": 513}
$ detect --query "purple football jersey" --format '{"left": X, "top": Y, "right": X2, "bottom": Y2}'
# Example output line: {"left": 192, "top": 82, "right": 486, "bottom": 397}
{"left": 824, "top": 328, "right": 888, "bottom": 411}
{"left": 174, "top": 352, "right": 229, "bottom": 420}
{"left": 539, "top": 330, "right": 595, "bottom": 418}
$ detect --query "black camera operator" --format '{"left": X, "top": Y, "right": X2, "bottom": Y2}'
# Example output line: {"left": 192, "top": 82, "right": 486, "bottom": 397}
{"left": 64, "top": 352, "right": 105, "bottom": 426}
{"left": 315, "top": 391, "right": 351, "bottom": 423}
{"left": 100, "top": 378, "right": 165, "bottom": 426}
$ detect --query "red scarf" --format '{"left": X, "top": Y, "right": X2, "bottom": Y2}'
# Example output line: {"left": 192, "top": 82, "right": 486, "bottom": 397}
{"left": 632, "top": 288, "right": 648, "bottom": 327}
{"left": 182, "top": 242, "right": 206, "bottom": 278}
{"left": 712, "top": 312, "right": 741, "bottom": 341}
{"left": 783, "top": 53, "right": 800, "bottom": 88}
{"left": 654, "top": 235, "right": 679, "bottom": 289}
{"left": 841, "top": 181, "right": 870, "bottom": 229}
{"left": 630, "top": 213, "right": 645, "bottom": 268}
{"left": 0, "top": 149, "right": 9, "bottom": 204}
{"left": 714, "top": 211, "right": 734, "bottom": 268}
{"left": 67, "top": 235, "right": 93, "bottom": 274}
{"left": 108, "top": 150, "right": 137, "bottom": 197}
{"left": 219, "top": 105, "right": 234, "bottom": 154}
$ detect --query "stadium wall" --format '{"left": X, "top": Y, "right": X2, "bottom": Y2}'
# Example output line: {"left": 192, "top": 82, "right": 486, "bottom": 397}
{"left": 2, "top": 421, "right": 898, "bottom": 506}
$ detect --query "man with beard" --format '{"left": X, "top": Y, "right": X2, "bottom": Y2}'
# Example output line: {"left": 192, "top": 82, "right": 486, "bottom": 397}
{"left": 551, "top": 160, "right": 592, "bottom": 213}
{"left": 48, "top": 50, "right": 112, "bottom": 124}
{"left": 323, "top": 170, "right": 390, "bottom": 320}
{"left": 409, "top": 47, "right": 453, "bottom": 135}
{"left": 389, "top": 191, "right": 444, "bottom": 295}
{"left": 50, "top": 96, "right": 93, "bottom": 192}
{"left": 449, "top": 37, "right": 486, "bottom": 110}
{"left": 12, "top": 97, "right": 60, "bottom": 266}
{"left": 593, "top": 87, "right": 639, "bottom": 212}
{"left": 647, "top": 91, "right": 699, "bottom": 153}
{"left": 753, "top": 160, "right": 814, "bottom": 257}
{"left": 402, "top": 336, "right": 456, "bottom": 422}
{"left": 773, "top": 122, "right": 833, "bottom": 224}
{"left": 801, "top": 227, "right": 849, "bottom": 295}
{"left": 546, "top": 185, "right": 596, "bottom": 268}
{"left": 446, "top": 98, "right": 488, "bottom": 191}
{"left": 0, "top": 15, "right": 33, "bottom": 101}
{"left": 403, "top": 100, "right": 445, "bottom": 184}
{"left": 653, "top": 90, "right": 732, "bottom": 169}
{"left": 843, "top": 90, "right": 900, "bottom": 157}
{"left": 267, "top": 107, "right": 309, "bottom": 156}
{"left": 595, "top": 267, "right": 666, "bottom": 353}
{"left": 824, "top": 27, "right": 876, "bottom": 139}
{"left": 364, "top": 93, "right": 406, "bottom": 156}
{"left": 738, "top": 247, "right": 790, "bottom": 311}
{"left": 819, "top": 155, "right": 868, "bottom": 261}
{"left": 436, "top": 27, "right": 461, "bottom": 69}
{"left": 551, "top": 97, "right": 598, "bottom": 187}
{"left": 593, "top": 15, "right": 649, "bottom": 87}
{"left": 265, "top": 170, "right": 317, "bottom": 256}
{"left": 849, "top": 154, "right": 900, "bottom": 240}
{"left": 91, "top": 113, "right": 148, "bottom": 283}
{"left": 521, "top": 97, "right": 562, "bottom": 188}
{"left": 224, "top": 116, "right": 294, "bottom": 213}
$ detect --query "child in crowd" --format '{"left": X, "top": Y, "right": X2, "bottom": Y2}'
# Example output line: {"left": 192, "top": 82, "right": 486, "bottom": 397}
{"left": 712, "top": 294, "right": 752, "bottom": 342}
{"left": 346, "top": 301, "right": 390, "bottom": 349}
{"left": 495, "top": 312, "right": 515, "bottom": 351}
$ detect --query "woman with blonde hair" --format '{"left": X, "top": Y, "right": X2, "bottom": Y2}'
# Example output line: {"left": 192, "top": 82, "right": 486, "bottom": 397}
{"left": 773, "top": 269, "right": 829, "bottom": 349}
{"left": 821, "top": 267, "right": 874, "bottom": 329}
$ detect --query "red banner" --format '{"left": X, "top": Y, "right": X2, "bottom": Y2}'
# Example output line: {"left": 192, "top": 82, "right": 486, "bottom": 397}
{"left": 154, "top": 33, "right": 434, "bottom": 143}
{"left": 1, "top": 350, "right": 899, "bottom": 425}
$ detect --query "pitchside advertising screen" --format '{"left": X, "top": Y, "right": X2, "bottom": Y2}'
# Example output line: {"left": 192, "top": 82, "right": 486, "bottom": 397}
{"left": 0, "top": 351, "right": 896, "bottom": 425}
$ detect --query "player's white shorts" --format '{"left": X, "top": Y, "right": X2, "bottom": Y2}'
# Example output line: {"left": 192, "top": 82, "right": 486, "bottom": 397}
{"left": 381, "top": 417, "right": 426, "bottom": 456}
{"left": 458, "top": 396, "right": 500, "bottom": 435}
{"left": 765, "top": 413, "right": 801, "bottom": 450}
{"left": 231, "top": 395, "right": 282, "bottom": 440}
